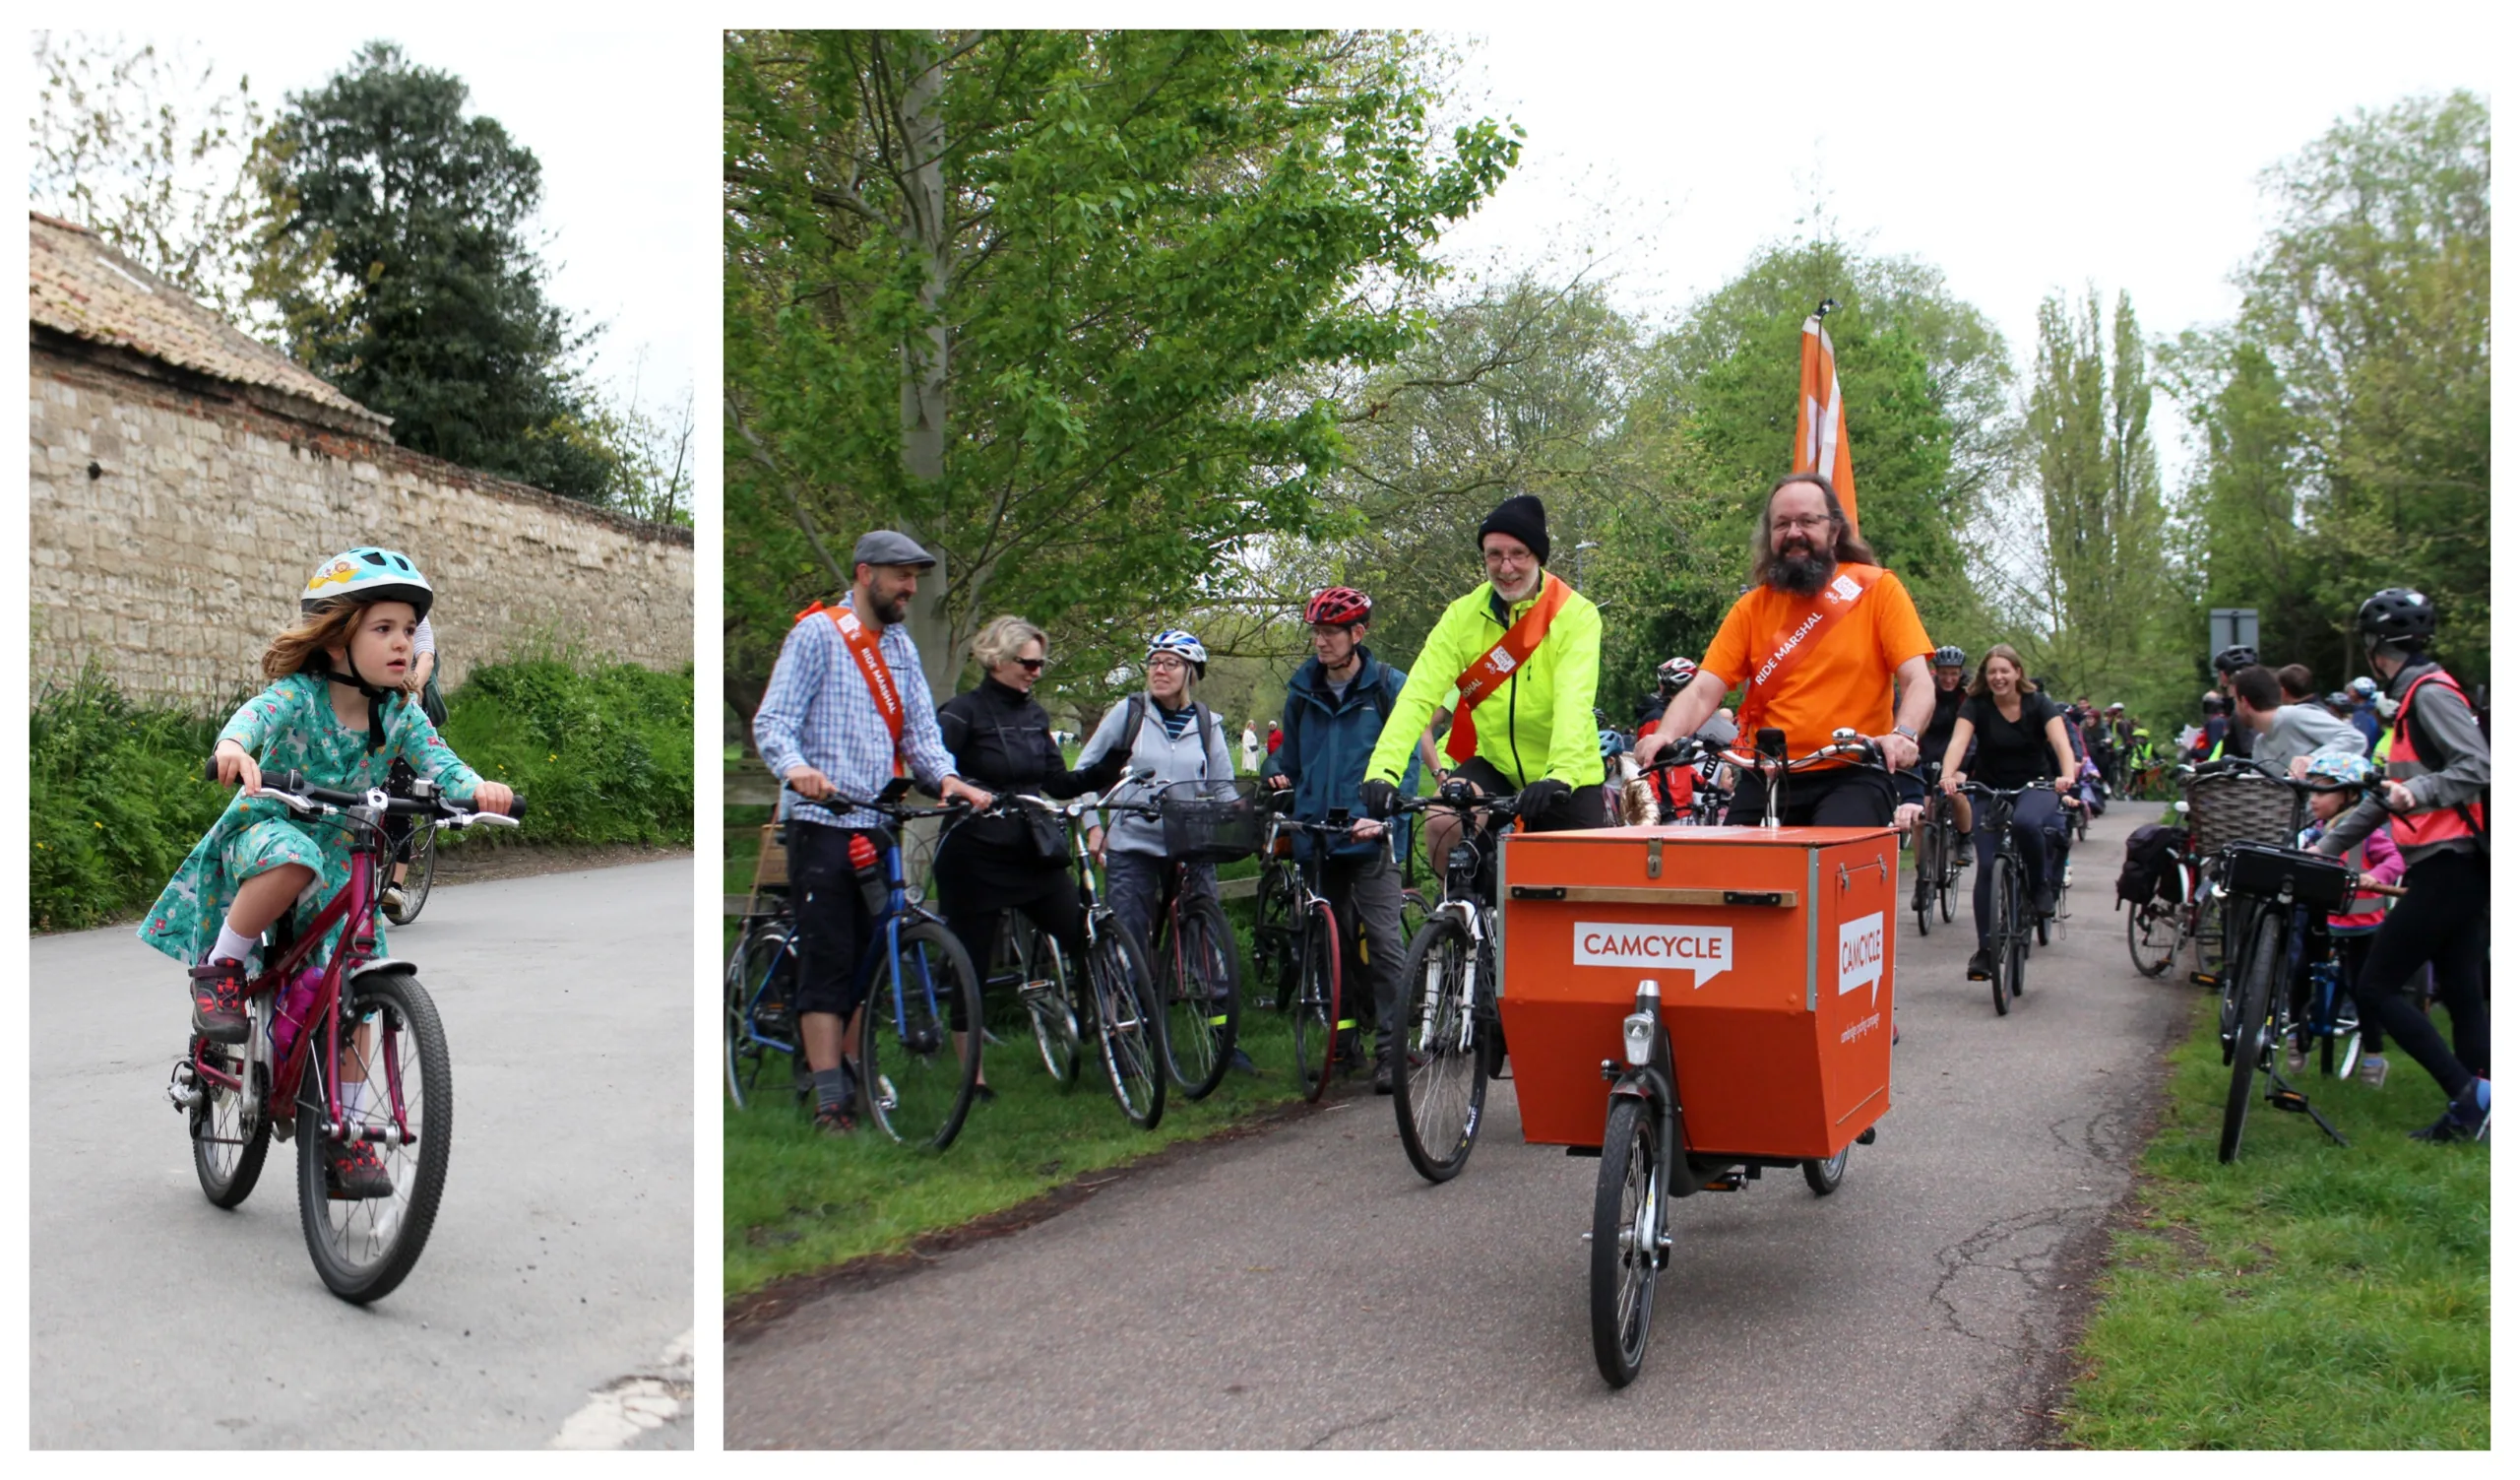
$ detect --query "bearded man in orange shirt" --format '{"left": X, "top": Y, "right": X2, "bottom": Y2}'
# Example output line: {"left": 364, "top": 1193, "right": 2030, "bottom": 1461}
{"left": 1633, "top": 473, "right": 1935, "bottom": 828}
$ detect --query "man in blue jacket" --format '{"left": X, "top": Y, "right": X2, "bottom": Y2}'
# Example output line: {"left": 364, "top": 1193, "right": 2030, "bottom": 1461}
{"left": 1264, "top": 586, "right": 1423, "bottom": 1093}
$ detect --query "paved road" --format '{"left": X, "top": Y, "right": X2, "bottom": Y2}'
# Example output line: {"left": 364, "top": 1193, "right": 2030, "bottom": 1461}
{"left": 32, "top": 860, "right": 695, "bottom": 1449}
{"left": 729, "top": 807, "right": 2196, "bottom": 1448}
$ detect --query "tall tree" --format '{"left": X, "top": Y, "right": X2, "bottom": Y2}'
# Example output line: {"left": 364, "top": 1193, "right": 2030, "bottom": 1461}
{"left": 256, "top": 41, "right": 613, "bottom": 500}
{"left": 722, "top": 29, "right": 1520, "bottom": 701}
{"left": 2003, "top": 288, "right": 2175, "bottom": 701}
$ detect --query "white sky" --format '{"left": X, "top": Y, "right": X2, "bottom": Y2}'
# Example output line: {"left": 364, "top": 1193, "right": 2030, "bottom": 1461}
{"left": 43, "top": 24, "right": 714, "bottom": 421}
{"left": 1417, "top": 1, "right": 2498, "bottom": 480}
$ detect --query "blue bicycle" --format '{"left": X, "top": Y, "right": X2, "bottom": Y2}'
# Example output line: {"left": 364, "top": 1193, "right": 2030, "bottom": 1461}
{"left": 723, "top": 779, "right": 985, "bottom": 1149}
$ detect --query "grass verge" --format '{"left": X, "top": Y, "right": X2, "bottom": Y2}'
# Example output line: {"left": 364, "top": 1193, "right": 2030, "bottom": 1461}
{"left": 2055, "top": 992, "right": 2489, "bottom": 1448}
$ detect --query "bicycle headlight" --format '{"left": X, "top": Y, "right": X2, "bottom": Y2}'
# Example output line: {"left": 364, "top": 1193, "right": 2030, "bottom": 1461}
{"left": 1622, "top": 1012, "right": 1656, "bottom": 1067}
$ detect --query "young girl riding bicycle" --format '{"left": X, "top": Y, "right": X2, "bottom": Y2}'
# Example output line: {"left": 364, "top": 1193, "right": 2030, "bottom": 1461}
{"left": 139, "top": 547, "right": 513, "bottom": 1192}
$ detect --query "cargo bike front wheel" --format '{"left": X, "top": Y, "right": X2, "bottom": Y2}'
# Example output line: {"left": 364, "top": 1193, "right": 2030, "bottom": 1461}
{"left": 1590, "top": 1096, "right": 1666, "bottom": 1388}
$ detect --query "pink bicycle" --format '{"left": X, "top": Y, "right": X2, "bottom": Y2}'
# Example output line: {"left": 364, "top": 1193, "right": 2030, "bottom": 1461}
{"left": 167, "top": 763, "right": 522, "bottom": 1303}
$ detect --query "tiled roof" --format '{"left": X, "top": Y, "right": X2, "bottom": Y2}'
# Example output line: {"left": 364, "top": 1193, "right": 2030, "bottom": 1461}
{"left": 29, "top": 211, "right": 390, "bottom": 433}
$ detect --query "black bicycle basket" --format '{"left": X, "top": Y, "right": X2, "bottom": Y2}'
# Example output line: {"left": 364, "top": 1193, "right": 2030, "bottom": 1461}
{"left": 1159, "top": 777, "right": 1266, "bottom": 865}
{"left": 2219, "top": 838, "right": 2354, "bottom": 913}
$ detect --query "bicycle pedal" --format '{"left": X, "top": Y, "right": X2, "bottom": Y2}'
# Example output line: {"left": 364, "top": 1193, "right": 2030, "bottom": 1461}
{"left": 2270, "top": 1088, "right": 2312, "bottom": 1114}
{"left": 2190, "top": 973, "right": 2220, "bottom": 989}
{"left": 1701, "top": 1173, "right": 1744, "bottom": 1191}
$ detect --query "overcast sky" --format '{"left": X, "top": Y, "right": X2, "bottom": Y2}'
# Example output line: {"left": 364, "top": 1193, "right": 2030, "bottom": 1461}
{"left": 1418, "top": 2, "right": 2496, "bottom": 479}
{"left": 61, "top": 25, "right": 713, "bottom": 422}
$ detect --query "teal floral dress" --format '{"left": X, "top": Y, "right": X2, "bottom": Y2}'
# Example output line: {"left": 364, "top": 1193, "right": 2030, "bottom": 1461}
{"left": 139, "top": 673, "right": 483, "bottom": 967}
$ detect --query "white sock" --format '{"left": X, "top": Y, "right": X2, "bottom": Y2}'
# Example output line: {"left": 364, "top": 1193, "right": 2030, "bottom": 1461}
{"left": 212, "top": 923, "right": 259, "bottom": 967}
{"left": 342, "top": 1081, "right": 366, "bottom": 1122}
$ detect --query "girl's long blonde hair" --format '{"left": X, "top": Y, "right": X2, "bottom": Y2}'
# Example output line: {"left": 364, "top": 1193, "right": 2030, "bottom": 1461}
{"left": 260, "top": 600, "right": 422, "bottom": 695}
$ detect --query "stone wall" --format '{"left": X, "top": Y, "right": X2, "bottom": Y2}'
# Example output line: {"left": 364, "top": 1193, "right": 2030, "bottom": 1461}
{"left": 28, "top": 340, "right": 693, "bottom": 711}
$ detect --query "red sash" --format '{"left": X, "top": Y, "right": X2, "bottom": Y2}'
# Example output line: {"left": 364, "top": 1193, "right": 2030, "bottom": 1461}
{"left": 1732, "top": 563, "right": 1884, "bottom": 737}
{"left": 1447, "top": 574, "right": 1572, "bottom": 765}
{"left": 797, "top": 599, "right": 905, "bottom": 776}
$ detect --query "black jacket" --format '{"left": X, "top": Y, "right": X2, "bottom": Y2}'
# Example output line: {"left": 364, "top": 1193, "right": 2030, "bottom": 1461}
{"left": 936, "top": 677, "right": 1118, "bottom": 858}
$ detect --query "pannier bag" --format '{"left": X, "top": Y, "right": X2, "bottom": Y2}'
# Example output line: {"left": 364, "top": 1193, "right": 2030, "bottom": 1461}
{"left": 2115, "top": 823, "right": 2184, "bottom": 905}
{"left": 2218, "top": 838, "right": 2355, "bottom": 913}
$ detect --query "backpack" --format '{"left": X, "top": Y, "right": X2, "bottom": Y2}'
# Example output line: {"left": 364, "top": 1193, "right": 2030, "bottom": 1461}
{"left": 2115, "top": 823, "right": 2184, "bottom": 906}
{"left": 1120, "top": 693, "right": 1224, "bottom": 781}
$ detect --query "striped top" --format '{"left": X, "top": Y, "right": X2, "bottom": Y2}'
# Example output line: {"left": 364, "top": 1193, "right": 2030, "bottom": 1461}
{"left": 753, "top": 596, "right": 958, "bottom": 829}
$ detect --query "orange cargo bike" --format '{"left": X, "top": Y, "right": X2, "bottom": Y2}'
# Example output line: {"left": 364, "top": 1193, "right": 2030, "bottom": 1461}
{"left": 1499, "top": 731, "right": 1900, "bottom": 1385}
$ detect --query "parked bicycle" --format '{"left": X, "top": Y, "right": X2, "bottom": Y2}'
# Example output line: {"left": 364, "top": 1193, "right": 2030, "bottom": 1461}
{"left": 1386, "top": 781, "right": 1523, "bottom": 1179}
{"left": 171, "top": 761, "right": 521, "bottom": 1303}
{"left": 1142, "top": 777, "right": 1261, "bottom": 1101}
{"left": 1006, "top": 780, "right": 1169, "bottom": 1128}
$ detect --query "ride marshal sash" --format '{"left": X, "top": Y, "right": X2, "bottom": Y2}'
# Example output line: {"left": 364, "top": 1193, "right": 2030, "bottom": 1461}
{"left": 1732, "top": 563, "right": 1885, "bottom": 737}
{"left": 797, "top": 599, "right": 906, "bottom": 776}
{"left": 1446, "top": 573, "right": 1572, "bottom": 765}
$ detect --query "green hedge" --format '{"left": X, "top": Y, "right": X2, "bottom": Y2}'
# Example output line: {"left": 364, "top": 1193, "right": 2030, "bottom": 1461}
{"left": 30, "top": 658, "right": 694, "bottom": 933}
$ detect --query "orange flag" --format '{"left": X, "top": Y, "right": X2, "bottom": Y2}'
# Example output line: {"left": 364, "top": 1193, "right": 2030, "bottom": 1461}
{"left": 1796, "top": 305, "right": 1858, "bottom": 532}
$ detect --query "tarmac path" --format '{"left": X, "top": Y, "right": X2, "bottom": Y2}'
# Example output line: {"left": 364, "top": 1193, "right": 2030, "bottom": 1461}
{"left": 727, "top": 805, "right": 2192, "bottom": 1448}
{"left": 32, "top": 859, "right": 695, "bottom": 1449}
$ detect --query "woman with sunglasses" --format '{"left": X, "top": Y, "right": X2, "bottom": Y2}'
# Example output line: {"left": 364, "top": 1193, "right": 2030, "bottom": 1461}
{"left": 933, "top": 615, "right": 1125, "bottom": 1099}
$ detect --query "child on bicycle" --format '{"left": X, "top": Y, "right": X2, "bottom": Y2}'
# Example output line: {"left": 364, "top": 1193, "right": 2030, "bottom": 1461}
{"left": 139, "top": 548, "right": 512, "bottom": 1191}
{"left": 2292, "top": 752, "right": 2405, "bottom": 1085}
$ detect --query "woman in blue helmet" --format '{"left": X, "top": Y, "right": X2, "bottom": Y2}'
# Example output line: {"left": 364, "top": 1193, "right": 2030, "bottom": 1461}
{"left": 1073, "top": 629, "right": 1238, "bottom": 958}
{"left": 138, "top": 548, "right": 513, "bottom": 1194}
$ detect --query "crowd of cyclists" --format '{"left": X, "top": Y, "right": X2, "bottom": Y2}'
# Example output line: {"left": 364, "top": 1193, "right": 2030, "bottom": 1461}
{"left": 751, "top": 476, "right": 2487, "bottom": 1146}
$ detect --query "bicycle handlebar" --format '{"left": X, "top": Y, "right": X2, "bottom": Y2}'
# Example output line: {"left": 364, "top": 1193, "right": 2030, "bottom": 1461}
{"left": 205, "top": 758, "right": 527, "bottom": 824}
{"left": 1641, "top": 730, "right": 1885, "bottom": 779}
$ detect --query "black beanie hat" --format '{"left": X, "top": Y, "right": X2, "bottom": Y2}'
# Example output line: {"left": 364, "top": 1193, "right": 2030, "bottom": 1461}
{"left": 1477, "top": 494, "right": 1549, "bottom": 565}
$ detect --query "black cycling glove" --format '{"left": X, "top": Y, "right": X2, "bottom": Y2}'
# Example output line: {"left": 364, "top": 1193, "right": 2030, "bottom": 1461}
{"left": 1359, "top": 778, "right": 1400, "bottom": 819}
{"left": 1516, "top": 777, "right": 1571, "bottom": 825}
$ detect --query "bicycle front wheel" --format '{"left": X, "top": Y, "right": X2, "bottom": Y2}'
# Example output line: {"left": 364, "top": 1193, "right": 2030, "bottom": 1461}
{"left": 724, "top": 918, "right": 793, "bottom": 1111}
{"left": 1253, "top": 860, "right": 1298, "bottom": 1012}
{"left": 1392, "top": 914, "right": 1484, "bottom": 1183}
{"left": 1990, "top": 860, "right": 2016, "bottom": 1016}
{"left": 1088, "top": 928, "right": 1166, "bottom": 1130}
{"left": 1590, "top": 1096, "right": 1663, "bottom": 1388}
{"left": 860, "top": 920, "right": 984, "bottom": 1150}
{"left": 1161, "top": 895, "right": 1240, "bottom": 1102}
{"left": 297, "top": 971, "right": 450, "bottom": 1305}
{"left": 1913, "top": 823, "right": 1938, "bottom": 936}
{"left": 1292, "top": 901, "right": 1343, "bottom": 1103}
{"left": 2219, "top": 909, "right": 2285, "bottom": 1164}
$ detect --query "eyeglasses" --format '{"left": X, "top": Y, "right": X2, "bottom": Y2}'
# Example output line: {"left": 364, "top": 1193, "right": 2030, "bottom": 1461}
{"left": 1013, "top": 657, "right": 1045, "bottom": 673}
{"left": 1770, "top": 515, "right": 1834, "bottom": 535}
{"left": 1146, "top": 656, "right": 1188, "bottom": 672}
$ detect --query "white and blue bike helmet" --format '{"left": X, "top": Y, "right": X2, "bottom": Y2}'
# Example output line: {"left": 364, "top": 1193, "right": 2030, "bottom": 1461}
{"left": 1147, "top": 629, "right": 1208, "bottom": 678}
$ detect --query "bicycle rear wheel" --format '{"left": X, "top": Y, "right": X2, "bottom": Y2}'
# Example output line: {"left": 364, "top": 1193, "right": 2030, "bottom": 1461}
{"left": 1016, "top": 919, "right": 1082, "bottom": 1090}
{"left": 2218, "top": 910, "right": 2285, "bottom": 1164}
{"left": 1161, "top": 894, "right": 1240, "bottom": 1101}
{"left": 190, "top": 1034, "right": 271, "bottom": 1209}
{"left": 859, "top": 920, "right": 983, "bottom": 1150}
{"left": 1292, "top": 900, "right": 1343, "bottom": 1103}
{"left": 2126, "top": 899, "right": 2177, "bottom": 978}
{"left": 1088, "top": 928, "right": 1166, "bottom": 1129}
{"left": 384, "top": 821, "right": 436, "bottom": 926}
{"left": 724, "top": 918, "right": 794, "bottom": 1111}
{"left": 1392, "top": 914, "right": 1484, "bottom": 1182}
{"left": 297, "top": 971, "right": 450, "bottom": 1304}
{"left": 1590, "top": 1096, "right": 1663, "bottom": 1388}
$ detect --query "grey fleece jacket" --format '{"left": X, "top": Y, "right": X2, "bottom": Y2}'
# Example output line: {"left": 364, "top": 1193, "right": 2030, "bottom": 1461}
{"left": 2251, "top": 700, "right": 2368, "bottom": 780}
{"left": 2315, "top": 661, "right": 2489, "bottom": 867}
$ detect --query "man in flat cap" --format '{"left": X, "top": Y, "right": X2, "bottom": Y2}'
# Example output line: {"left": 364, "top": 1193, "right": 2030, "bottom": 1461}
{"left": 755, "top": 530, "right": 993, "bottom": 1133}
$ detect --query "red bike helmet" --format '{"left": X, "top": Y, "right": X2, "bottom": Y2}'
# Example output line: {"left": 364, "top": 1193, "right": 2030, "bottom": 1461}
{"left": 1303, "top": 586, "right": 1373, "bottom": 627}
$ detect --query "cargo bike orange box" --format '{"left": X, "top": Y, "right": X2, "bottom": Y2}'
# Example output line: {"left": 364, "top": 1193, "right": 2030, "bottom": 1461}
{"left": 1498, "top": 824, "right": 1899, "bottom": 1160}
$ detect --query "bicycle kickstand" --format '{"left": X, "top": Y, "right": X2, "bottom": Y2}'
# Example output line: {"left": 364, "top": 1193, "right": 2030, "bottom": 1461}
{"left": 2265, "top": 1067, "right": 2352, "bottom": 1148}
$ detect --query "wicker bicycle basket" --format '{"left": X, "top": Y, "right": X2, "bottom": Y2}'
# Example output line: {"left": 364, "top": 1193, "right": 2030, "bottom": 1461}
{"left": 2182, "top": 769, "right": 2302, "bottom": 858}
{"left": 1159, "top": 777, "right": 1266, "bottom": 866}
